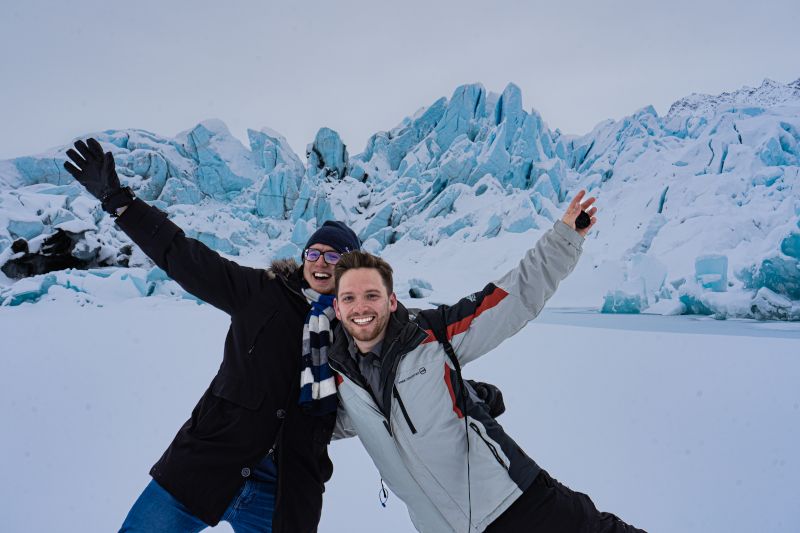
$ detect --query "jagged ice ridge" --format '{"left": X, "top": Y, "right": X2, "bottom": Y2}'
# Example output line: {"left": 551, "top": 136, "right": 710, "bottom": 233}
{"left": 0, "top": 78, "right": 799, "bottom": 320}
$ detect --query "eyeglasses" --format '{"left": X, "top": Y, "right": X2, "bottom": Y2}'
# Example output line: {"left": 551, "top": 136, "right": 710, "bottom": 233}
{"left": 304, "top": 248, "right": 342, "bottom": 265}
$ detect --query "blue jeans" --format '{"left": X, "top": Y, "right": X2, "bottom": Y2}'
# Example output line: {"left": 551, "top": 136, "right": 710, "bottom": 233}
{"left": 120, "top": 456, "right": 277, "bottom": 533}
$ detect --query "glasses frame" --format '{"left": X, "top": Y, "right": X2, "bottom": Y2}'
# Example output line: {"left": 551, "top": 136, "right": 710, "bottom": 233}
{"left": 303, "top": 248, "right": 342, "bottom": 265}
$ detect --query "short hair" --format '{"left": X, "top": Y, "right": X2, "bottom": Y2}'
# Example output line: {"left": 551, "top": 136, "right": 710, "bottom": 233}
{"left": 334, "top": 251, "right": 394, "bottom": 295}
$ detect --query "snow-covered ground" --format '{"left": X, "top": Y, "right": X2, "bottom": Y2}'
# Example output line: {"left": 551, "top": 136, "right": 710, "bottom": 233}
{"left": 2, "top": 294, "right": 798, "bottom": 532}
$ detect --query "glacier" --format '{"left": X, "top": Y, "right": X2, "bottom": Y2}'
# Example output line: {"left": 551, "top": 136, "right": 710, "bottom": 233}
{"left": 1, "top": 78, "right": 799, "bottom": 320}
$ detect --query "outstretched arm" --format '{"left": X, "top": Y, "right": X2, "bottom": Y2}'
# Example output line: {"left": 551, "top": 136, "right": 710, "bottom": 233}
{"left": 422, "top": 190, "right": 596, "bottom": 365}
{"left": 64, "top": 138, "right": 264, "bottom": 315}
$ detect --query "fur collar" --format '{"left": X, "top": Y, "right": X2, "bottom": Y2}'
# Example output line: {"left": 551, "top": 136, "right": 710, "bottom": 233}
{"left": 268, "top": 258, "right": 302, "bottom": 281}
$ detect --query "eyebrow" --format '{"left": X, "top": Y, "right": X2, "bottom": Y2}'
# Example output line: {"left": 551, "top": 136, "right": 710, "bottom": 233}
{"left": 338, "top": 288, "right": 382, "bottom": 297}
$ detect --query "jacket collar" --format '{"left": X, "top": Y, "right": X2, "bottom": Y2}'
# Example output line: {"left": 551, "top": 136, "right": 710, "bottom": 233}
{"left": 380, "top": 302, "right": 429, "bottom": 359}
{"left": 268, "top": 258, "right": 307, "bottom": 300}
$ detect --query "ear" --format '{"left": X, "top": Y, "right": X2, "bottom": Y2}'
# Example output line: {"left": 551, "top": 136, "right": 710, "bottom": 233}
{"left": 389, "top": 292, "right": 398, "bottom": 312}
{"left": 333, "top": 298, "right": 342, "bottom": 320}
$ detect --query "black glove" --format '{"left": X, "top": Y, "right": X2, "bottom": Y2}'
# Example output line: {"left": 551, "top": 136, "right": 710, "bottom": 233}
{"left": 466, "top": 379, "right": 506, "bottom": 418}
{"left": 63, "top": 138, "right": 133, "bottom": 215}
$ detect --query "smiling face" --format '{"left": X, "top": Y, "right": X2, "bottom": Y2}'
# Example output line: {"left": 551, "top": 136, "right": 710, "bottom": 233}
{"left": 302, "top": 243, "right": 337, "bottom": 294}
{"left": 334, "top": 267, "right": 397, "bottom": 353}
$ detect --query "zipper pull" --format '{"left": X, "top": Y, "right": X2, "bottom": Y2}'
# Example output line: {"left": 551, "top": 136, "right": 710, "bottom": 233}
{"left": 378, "top": 478, "right": 389, "bottom": 507}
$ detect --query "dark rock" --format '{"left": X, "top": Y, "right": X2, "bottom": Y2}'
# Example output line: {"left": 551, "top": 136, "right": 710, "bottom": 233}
{"left": 1, "top": 253, "right": 89, "bottom": 279}
{"left": 41, "top": 229, "right": 74, "bottom": 255}
{"left": 11, "top": 239, "right": 29, "bottom": 254}
{"left": 1, "top": 229, "right": 92, "bottom": 279}
{"left": 409, "top": 287, "right": 427, "bottom": 298}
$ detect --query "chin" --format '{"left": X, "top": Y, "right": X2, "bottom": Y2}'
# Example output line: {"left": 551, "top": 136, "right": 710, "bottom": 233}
{"left": 348, "top": 328, "right": 379, "bottom": 344}
{"left": 312, "top": 281, "right": 334, "bottom": 295}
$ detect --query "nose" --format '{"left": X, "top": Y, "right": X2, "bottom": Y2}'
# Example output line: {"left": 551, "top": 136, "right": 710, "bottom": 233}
{"left": 351, "top": 298, "right": 372, "bottom": 314}
{"left": 313, "top": 260, "right": 333, "bottom": 271}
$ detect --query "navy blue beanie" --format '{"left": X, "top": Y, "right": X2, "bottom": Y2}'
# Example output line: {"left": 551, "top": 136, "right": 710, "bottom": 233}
{"left": 304, "top": 220, "right": 361, "bottom": 255}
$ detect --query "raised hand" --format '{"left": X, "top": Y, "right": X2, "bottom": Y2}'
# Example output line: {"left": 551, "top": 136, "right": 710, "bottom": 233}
{"left": 64, "top": 138, "right": 121, "bottom": 201}
{"left": 561, "top": 189, "right": 597, "bottom": 237}
{"left": 64, "top": 138, "right": 133, "bottom": 215}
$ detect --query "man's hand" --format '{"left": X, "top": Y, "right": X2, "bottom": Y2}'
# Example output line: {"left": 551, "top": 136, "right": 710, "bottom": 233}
{"left": 64, "top": 138, "right": 133, "bottom": 215}
{"left": 63, "top": 138, "right": 121, "bottom": 201}
{"left": 561, "top": 189, "right": 597, "bottom": 237}
{"left": 466, "top": 380, "right": 506, "bottom": 418}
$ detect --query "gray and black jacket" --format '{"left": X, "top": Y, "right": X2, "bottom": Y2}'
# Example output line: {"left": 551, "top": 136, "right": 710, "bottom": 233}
{"left": 329, "top": 220, "right": 584, "bottom": 532}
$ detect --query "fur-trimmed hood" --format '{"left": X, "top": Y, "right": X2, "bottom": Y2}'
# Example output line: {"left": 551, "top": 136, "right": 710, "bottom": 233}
{"left": 267, "top": 258, "right": 302, "bottom": 282}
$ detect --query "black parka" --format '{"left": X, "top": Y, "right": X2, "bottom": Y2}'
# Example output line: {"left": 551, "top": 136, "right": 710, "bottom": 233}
{"left": 116, "top": 199, "right": 336, "bottom": 530}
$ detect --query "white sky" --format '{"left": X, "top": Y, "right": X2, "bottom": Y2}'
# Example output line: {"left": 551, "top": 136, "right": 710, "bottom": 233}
{"left": 1, "top": 0, "right": 799, "bottom": 160}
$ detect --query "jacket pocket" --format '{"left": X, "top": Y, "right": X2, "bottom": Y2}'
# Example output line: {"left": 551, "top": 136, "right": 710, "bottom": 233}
{"left": 469, "top": 422, "right": 508, "bottom": 470}
{"left": 393, "top": 386, "right": 418, "bottom": 434}
{"left": 245, "top": 310, "right": 277, "bottom": 356}
{"left": 212, "top": 372, "right": 267, "bottom": 410}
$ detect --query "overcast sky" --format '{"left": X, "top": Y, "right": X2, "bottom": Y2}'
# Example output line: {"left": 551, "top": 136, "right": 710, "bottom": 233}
{"left": 1, "top": 0, "right": 798, "bottom": 160}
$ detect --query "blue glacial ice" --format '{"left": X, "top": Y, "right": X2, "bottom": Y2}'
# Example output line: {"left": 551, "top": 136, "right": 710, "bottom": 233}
{"left": 695, "top": 254, "right": 728, "bottom": 292}
{"left": 602, "top": 286, "right": 646, "bottom": 314}
{"left": 307, "top": 127, "right": 348, "bottom": 180}
{"left": 433, "top": 84, "right": 486, "bottom": 150}
{"left": 251, "top": 128, "right": 304, "bottom": 219}
{"left": 8, "top": 219, "right": 45, "bottom": 240}
{"left": 2, "top": 78, "right": 800, "bottom": 319}
{"left": 739, "top": 255, "right": 800, "bottom": 300}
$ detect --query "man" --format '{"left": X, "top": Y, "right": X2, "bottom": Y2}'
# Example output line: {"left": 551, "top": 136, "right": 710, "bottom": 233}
{"left": 64, "top": 138, "right": 360, "bottom": 532}
{"left": 329, "top": 191, "right": 645, "bottom": 532}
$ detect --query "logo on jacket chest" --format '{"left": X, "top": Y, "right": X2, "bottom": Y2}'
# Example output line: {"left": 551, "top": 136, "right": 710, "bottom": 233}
{"left": 398, "top": 367, "right": 427, "bottom": 384}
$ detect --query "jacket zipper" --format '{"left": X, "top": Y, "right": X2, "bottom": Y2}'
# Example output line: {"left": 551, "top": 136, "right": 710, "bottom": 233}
{"left": 469, "top": 422, "right": 508, "bottom": 470}
{"left": 329, "top": 327, "right": 428, "bottom": 438}
{"left": 392, "top": 386, "right": 417, "bottom": 434}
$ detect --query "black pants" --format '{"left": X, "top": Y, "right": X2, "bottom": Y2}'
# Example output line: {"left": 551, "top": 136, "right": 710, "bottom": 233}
{"left": 485, "top": 470, "right": 647, "bottom": 533}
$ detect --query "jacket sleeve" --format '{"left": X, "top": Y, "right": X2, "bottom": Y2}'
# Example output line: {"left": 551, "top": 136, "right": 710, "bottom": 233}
{"left": 115, "top": 198, "right": 265, "bottom": 315}
{"left": 430, "top": 220, "right": 584, "bottom": 366}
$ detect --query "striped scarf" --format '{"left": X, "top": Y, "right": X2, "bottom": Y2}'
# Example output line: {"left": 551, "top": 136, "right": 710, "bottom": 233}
{"left": 299, "top": 287, "right": 338, "bottom": 415}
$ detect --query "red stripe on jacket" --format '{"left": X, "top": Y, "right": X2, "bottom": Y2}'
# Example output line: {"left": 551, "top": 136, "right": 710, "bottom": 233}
{"left": 422, "top": 285, "right": 509, "bottom": 343}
